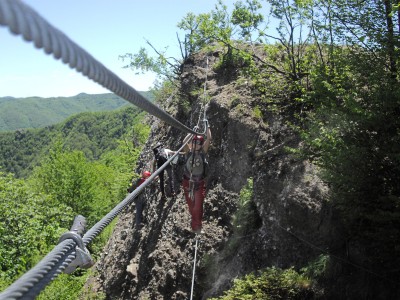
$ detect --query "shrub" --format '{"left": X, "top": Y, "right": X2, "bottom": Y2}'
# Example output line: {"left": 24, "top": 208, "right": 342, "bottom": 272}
{"left": 210, "top": 267, "right": 313, "bottom": 300}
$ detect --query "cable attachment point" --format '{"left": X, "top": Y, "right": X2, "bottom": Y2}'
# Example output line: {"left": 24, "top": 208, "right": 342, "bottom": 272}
{"left": 203, "top": 119, "right": 209, "bottom": 129}
{"left": 58, "top": 215, "right": 94, "bottom": 274}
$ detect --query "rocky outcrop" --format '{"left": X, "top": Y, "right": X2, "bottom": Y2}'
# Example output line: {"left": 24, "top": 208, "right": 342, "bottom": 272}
{"left": 85, "top": 50, "right": 329, "bottom": 299}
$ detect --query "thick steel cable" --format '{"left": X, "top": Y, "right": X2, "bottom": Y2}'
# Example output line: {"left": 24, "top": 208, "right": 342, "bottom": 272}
{"left": 0, "top": 142, "right": 190, "bottom": 299}
{"left": 190, "top": 236, "right": 200, "bottom": 300}
{"left": 0, "top": 0, "right": 197, "bottom": 135}
{"left": 82, "top": 141, "right": 189, "bottom": 245}
{"left": 196, "top": 56, "right": 210, "bottom": 131}
{"left": 0, "top": 0, "right": 200, "bottom": 297}
{"left": 0, "top": 240, "right": 76, "bottom": 300}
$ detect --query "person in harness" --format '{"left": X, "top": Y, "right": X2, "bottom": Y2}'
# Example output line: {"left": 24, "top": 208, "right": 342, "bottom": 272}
{"left": 152, "top": 143, "right": 176, "bottom": 198}
{"left": 182, "top": 124, "right": 212, "bottom": 234}
{"left": 127, "top": 170, "right": 152, "bottom": 228}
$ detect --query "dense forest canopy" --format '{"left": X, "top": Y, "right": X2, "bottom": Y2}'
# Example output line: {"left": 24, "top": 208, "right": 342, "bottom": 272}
{"left": 0, "top": 104, "right": 150, "bottom": 297}
{"left": 0, "top": 92, "right": 154, "bottom": 132}
{"left": 0, "top": 106, "right": 146, "bottom": 178}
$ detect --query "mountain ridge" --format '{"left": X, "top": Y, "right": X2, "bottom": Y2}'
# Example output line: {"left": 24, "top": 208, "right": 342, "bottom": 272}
{"left": 0, "top": 92, "right": 153, "bottom": 132}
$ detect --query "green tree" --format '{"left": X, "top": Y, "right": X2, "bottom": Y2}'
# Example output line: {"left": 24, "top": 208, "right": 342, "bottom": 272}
{"left": 120, "top": 1, "right": 266, "bottom": 86}
{"left": 293, "top": 1, "right": 400, "bottom": 296}
{"left": 0, "top": 171, "right": 73, "bottom": 289}
{"left": 210, "top": 267, "right": 313, "bottom": 299}
{"left": 30, "top": 143, "right": 118, "bottom": 225}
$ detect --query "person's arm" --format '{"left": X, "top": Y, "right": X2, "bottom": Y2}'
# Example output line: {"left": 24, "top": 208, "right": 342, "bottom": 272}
{"left": 166, "top": 149, "right": 185, "bottom": 156}
{"left": 203, "top": 126, "right": 212, "bottom": 153}
{"left": 182, "top": 133, "right": 193, "bottom": 153}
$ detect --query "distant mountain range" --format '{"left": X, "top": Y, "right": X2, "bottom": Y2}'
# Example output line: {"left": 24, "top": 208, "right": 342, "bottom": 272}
{"left": 0, "top": 92, "right": 153, "bottom": 132}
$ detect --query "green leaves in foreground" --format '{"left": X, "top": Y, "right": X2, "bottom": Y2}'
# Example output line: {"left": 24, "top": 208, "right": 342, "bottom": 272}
{"left": 210, "top": 267, "right": 313, "bottom": 300}
{"left": 30, "top": 143, "right": 121, "bottom": 226}
{"left": 0, "top": 172, "right": 74, "bottom": 289}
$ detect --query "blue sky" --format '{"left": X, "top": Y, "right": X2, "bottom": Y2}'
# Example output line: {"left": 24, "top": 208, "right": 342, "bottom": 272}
{"left": 0, "top": 0, "right": 225, "bottom": 98}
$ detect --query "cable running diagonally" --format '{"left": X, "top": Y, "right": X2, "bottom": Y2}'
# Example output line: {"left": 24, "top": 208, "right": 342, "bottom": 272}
{"left": 190, "top": 236, "right": 200, "bottom": 300}
{"left": 0, "top": 0, "right": 197, "bottom": 135}
{"left": 0, "top": 141, "right": 191, "bottom": 300}
{"left": 195, "top": 57, "right": 210, "bottom": 133}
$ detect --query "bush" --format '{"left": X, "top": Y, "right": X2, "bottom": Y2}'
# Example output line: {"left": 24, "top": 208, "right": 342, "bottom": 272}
{"left": 210, "top": 267, "right": 314, "bottom": 300}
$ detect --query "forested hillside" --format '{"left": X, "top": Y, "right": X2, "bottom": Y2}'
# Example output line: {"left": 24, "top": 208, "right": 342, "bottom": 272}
{"left": 0, "top": 103, "right": 150, "bottom": 297}
{"left": 87, "top": 0, "right": 400, "bottom": 299}
{"left": 1, "top": 0, "right": 399, "bottom": 299}
{"left": 0, "top": 105, "right": 146, "bottom": 178}
{"left": 0, "top": 92, "right": 153, "bottom": 132}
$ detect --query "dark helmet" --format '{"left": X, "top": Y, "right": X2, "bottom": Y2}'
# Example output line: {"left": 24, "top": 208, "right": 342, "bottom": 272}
{"left": 193, "top": 135, "right": 204, "bottom": 144}
{"left": 152, "top": 142, "right": 163, "bottom": 154}
{"left": 143, "top": 171, "right": 151, "bottom": 178}
{"left": 153, "top": 142, "right": 162, "bottom": 150}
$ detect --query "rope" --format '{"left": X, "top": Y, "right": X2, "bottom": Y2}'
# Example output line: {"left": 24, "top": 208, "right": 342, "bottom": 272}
{"left": 190, "top": 236, "right": 200, "bottom": 300}
{"left": 195, "top": 57, "right": 210, "bottom": 133}
{"left": 82, "top": 142, "right": 189, "bottom": 245}
{"left": 0, "top": 0, "right": 197, "bottom": 135}
{"left": 0, "top": 239, "right": 77, "bottom": 300}
{"left": 0, "top": 1, "right": 211, "bottom": 297}
{"left": 0, "top": 141, "right": 191, "bottom": 299}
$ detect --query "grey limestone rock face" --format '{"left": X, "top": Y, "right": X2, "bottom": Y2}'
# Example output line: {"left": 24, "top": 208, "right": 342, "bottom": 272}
{"left": 85, "top": 50, "right": 329, "bottom": 300}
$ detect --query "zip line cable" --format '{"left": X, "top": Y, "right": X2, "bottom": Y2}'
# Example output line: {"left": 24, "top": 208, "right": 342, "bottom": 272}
{"left": 0, "top": 1, "right": 213, "bottom": 297}
{"left": 190, "top": 236, "right": 200, "bottom": 300}
{"left": 195, "top": 56, "right": 210, "bottom": 132}
{"left": 0, "top": 141, "right": 190, "bottom": 300}
{"left": 0, "top": 0, "right": 198, "bottom": 135}
{"left": 82, "top": 142, "right": 188, "bottom": 246}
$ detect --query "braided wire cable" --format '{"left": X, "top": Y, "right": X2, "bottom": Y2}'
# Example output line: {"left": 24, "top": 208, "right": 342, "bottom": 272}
{"left": 196, "top": 56, "right": 209, "bottom": 128}
{"left": 190, "top": 236, "right": 200, "bottom": 300}
{"left": 0, "top": 0, "right": 202, "bottom": 297}
{"left": 0, "top": 0, "right": 197, "bottom": 135}
{"left": 82, "top": 141, "right": 188, "bottom": 245}
{"left": 0, "top": 141, "right": 189, "bottom": 299}
{"left": 0, "top": 240, "right": 76, "bottom": 300}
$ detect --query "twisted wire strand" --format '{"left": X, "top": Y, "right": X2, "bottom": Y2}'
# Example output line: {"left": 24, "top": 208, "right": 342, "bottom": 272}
{"left": 195, "top": 56, "right": 210, "bottom": 132}
{"left": 0, "top": 0, "right": 197, "bottom": 135}
{"left": 82, "top": 141, "right": 188, "bottom": 245}
{"left": 0, "top": 240, "right": 76, "bottom": 300}
{"left": 0, "top": 142, "right": 189, "bottom": 299}
{"left": 0, "top": 0, "right": 207, "bottom": 297}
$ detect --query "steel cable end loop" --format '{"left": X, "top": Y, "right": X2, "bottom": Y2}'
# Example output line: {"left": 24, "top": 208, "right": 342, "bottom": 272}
{"left": 58, "top": 216, "right": 94, "bottom": 274}
{"left": 203, "top": 119, "right": 209, "bottom": 129}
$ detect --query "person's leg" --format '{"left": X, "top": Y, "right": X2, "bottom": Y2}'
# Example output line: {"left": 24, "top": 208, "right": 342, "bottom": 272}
{"left": 158, "top": 163, "right": 166, "bottom": 196}
{"left": 183, "top": 178, "right": 193, "bottom": 216}
{"left": 166, "top": 165, "right": 175, "bottom": 195}
{"left": 191, "top": 180, "right": 206, "bottom": 231}
{"left": 135, "top": 197, "right": 144, "bottom": 226}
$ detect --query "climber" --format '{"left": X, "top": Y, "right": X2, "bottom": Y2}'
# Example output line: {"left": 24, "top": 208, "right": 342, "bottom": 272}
{"left": 182, "top": 123, "right": 212, "bottom": 234}
{"left": 127, "top": 170, "right": 152, "bottom": 228}
{"left": 152, "top": 143, "right": 177, "bottom": 198}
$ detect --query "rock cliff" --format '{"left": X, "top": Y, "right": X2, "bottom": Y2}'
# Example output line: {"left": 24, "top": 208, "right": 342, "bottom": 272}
{"left": 85, "top": 50, "right": 329, "bottom": 299}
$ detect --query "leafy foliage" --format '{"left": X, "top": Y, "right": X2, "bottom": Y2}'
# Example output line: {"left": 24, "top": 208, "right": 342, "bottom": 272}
{"left": 0, "top": 172, "right": 74, "bottom": 289}
{"left": 209, "top": 267, "right": 313, "bottom": 299}
{"left": 30, "top": 144, "right": 109, "bottom": 224}
{"left": 0, "top": 100, "right": 150, "bottom": 296}
{"left": 0, "top": 105, "right": 144, "bottom": 178}
{"left": 121, "top": 0, "right": 266, "bottom": 85}
{"left": 232, "top": 177, "right": 259, "bottom": 236}
{"left": 0, "top": 93, "right": 152, "bottom": 132}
